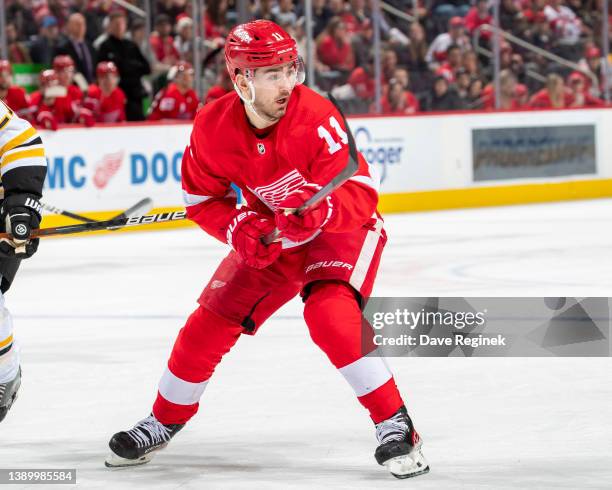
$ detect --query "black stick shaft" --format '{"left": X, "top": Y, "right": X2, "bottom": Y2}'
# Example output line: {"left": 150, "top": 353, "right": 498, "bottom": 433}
{"left": 0, "top": 210, "right": 187, "bottom": 240}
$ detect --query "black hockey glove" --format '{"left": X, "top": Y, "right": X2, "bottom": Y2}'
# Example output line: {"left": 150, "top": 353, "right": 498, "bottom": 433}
{"left": 0, "top": 194, "right": 42, "bottom": 259}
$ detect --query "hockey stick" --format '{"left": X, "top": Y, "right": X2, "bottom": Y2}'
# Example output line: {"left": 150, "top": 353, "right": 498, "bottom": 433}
{"left": 41, "top": 198, "right": 153, "bottom": 224}
{"left": 0, "top": 209, "right": 187, "bottom": 240}
{"left": 263, "top": 94, "right": 360, "bottom": 244}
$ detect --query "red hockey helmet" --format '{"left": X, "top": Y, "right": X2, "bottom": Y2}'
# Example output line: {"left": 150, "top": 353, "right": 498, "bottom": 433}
{"left": 39, "top": 69, "right": 59, "bottom": 88}
{"left": 0, "top": 60, "right": 12, "bottom": 74}
{"left": 52, "top": 55, "right": 75, "bottom": 72}
{"left": 224, "top": 20, "right": 300, "bottom": 83}
{"left": 96, "top": 61, "right": 118, "bottom": 78}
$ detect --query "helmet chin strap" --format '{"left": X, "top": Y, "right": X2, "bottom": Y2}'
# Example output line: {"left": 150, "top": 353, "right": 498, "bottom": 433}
{"left": 233, "top": 75, "right": 278, "bottom": 126}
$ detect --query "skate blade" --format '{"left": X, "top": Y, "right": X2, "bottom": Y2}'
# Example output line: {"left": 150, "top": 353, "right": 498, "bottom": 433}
{"left": 384, "top": 448, "right": 430, "bottom": 479}
{"left": 104, "top": 452, "right": 154, "bottom": 468}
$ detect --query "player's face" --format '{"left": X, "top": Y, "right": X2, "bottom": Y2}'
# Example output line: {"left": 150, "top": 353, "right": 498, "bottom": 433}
{"left": 58, "top": 68, "right": 74, "bottom": 87}
{"left": 0, "top": 71, "right": 11, "bottom": 89}
{"left": 249, "top": 61, "right": 299, "bottom": 120}
{"left": 100, "top": 74, "right": 118, "bottom": 93}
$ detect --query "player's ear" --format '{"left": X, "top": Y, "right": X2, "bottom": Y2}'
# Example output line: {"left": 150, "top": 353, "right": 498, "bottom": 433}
{"left": 235, "top": 73, "right": 249, "bottom": 97}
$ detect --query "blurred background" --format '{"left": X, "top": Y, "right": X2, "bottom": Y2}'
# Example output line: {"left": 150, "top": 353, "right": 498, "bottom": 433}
{"left": 1, "top": 0, "right": 611, "bottom": 126}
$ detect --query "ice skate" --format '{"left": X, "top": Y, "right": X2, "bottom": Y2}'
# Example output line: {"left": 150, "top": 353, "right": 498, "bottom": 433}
{"left": 374, "top": 406, "right": 429, "bottom": 479}
{"left": 105, "top": 414, "right": 184, "bottom": 468}
{"left": 0, "top": 366, "right": 21, "bottom": 423}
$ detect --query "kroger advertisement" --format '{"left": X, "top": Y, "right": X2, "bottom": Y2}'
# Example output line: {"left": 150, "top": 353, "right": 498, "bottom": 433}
{"left": 38, "top": 117, "right": 431, "bottom": 214}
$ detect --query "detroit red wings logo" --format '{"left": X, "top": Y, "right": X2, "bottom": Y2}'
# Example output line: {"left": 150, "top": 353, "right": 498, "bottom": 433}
{"left": 251, "top": 169, "right": 306, "bottom": 210}
{"left": 93, "top": 151, "right": 124, "bottom": 189}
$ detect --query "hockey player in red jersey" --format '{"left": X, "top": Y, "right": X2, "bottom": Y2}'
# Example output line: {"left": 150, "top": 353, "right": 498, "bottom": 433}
{"left": 106, "top": 20, "right": 429, "bottom": 479}
{"left": 0, "top": 61, "right": 31, "bottom": 120}
{"left": 52, "top": 55, "right": 95, "bottom": 127}
{"left": 147, "top": 61, "right": 200, "bottom": 121}
{"left": 29, "top": 70, "right": 71, "bottom": 130}
{"left": 84, "top": 62, "right": 126, "bottom": 123}
{"left": 53, "top": 55, "right": 84, "bottom": 104}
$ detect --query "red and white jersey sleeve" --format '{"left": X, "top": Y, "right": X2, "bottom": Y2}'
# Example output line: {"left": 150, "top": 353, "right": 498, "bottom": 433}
{"left": 300, "top": 103, "right": 379, "bottom": 233}
{"left": 181, "top": 111, "right": 242, "bottom": 243}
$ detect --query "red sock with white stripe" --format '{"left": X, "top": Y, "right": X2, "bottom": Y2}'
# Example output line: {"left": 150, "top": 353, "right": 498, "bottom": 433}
{"left": 303, "top": 281, "right": 404, "bottom": 423}
{"left": 153, "top": 306, "right": 243, "bottom": 424}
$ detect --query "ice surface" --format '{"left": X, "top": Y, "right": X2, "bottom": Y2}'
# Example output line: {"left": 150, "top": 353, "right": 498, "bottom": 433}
{"left": 2, "top": 199, "right": 612, "bottom": 489}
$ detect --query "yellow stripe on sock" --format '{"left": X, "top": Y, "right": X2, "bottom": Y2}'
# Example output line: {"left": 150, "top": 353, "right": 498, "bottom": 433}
{"left": 0, "top": 126, "right": 36, "bottom": 155}
{"left": 0, "top": 334, "right": 13, "bottom": 349}
{"left": 0, "top": 147, "right": 45, "bottom": 168}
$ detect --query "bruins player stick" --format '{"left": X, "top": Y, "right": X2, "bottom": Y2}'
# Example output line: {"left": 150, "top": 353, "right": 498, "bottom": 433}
{"left": 41, "top": 198, "right": 154, "bottom": 224}
{"left": 0, "top": 209, "right": 187, "bottom": 240}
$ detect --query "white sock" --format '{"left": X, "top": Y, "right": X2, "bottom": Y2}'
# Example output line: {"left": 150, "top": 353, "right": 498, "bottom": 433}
{"left": 0, "top": 293, "right": 19, "bottom": 384}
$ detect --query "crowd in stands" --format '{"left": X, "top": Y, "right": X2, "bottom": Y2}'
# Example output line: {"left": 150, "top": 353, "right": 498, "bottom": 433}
{"left": 1, "top": 0, "right": 611, "bottom": 128}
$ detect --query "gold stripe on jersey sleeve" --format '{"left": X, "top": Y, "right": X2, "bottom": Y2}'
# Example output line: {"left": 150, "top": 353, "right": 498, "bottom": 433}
{"left": 0, "top": 148, "right": 46, "bottom": 168}
{"left": 0, "top": 126, "right": 37, "bottom": 155}
{"left": 0, "top": 334, "right": 13, "bottom": 349}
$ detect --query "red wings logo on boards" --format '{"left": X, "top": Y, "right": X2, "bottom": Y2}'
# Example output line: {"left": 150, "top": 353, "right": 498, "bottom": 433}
{"left": 251, "top": 169, "right": 306, "bottom": 210}
{"left": 93, "top": 151, "right": 124, "bottom": 189}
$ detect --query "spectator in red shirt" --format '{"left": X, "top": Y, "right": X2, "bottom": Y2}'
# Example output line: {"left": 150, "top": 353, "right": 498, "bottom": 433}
{"left": 436, "top": 44, "right": 462, "bottom": 83}
{"left": 482, "top": 69, "right": 522, "bottom": 110}
{"left": 150, "top": 14, "right": 180, "bottom": 69}
{"left": 341, "top": 0, "right": 369, "bottom": 36}
{"left": 85, "top": 61, "right": 127, "bottom": 123}
{"left": 567, "top": 72, "right": 605, "bottom": 108}
{"left": 347, "top": 57, "right": 376, "bottom": 100}
{"left": 515, "top": 83, "right": 529, "bottom": 107}
{"left": 379, "top": 79, "right": 420, "bottom": 115}
{"left": 529, "top": 73, "right": 573, "bottom": 108}
{"left": 317, "top": 17, "right": 355, "bottom": 74}
{"left": 426, "top": 16, "right": 470, "bottom": 70}
{"left": 464, "top": 0, "right": 492, "bottom": 37}
{"left": 6, "top": 23, "right": 31, "bottom": 63}
{"left": 0, "top": 60, "right": 31, "bottom": 119}
{"left": 148, "top": 61, "right": 200, "bottom": 120}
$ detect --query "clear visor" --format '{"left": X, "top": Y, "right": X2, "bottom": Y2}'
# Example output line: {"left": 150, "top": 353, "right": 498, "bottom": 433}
{"left": 246, "top": 57, "right": 306, "bottom": 90}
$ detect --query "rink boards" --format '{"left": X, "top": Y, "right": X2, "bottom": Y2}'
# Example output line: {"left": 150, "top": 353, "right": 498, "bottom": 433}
{"left": 38, "top": 107, "right": 612, "bottom": 230}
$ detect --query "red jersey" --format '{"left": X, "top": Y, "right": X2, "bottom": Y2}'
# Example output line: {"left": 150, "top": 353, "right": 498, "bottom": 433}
{"left": 66, "top": 84, "right": 83, "bottom": 103}
{"left": 528, "top": 89, "right": 574, "bottom": 109}
{"left": 204, "top": 85, "right": 230, "bottom": 105}
{"left": 149, "top": 83, "right": 200, "bottom": 121}
{"left": 149, "top": 32, "right": 180, "bottom": 63}
{"left": 380, "top": 91, "right": 420, "bottom": 114}
{"left": 1, "top": 86, "right": 31, "bottom": 119}
{"left": 29, "top": 90, "right": 74, "bottom": 124}
{"left": 348, "top": 67, "right": 375, "bottom": 99}
{"left": 85, "top": 85, "right": 126, "bottom": 122}
{"left": 181, "top": 85, "right": 379, "bottom": 249}
{"left": 317, "top": 36, "right": 355, "bottom": 71}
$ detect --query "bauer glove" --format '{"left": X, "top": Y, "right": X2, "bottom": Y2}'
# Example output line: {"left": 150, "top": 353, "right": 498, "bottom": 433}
{"left": 227, "top": 211, "right": 281, "bottom": 269}
{"left": 275, "top": 184, "right": 335, "bottom": 242}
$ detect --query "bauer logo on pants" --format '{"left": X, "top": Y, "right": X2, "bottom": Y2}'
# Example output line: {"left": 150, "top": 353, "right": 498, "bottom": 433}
{"left": 305, "top": 261, "right": 354, "bottom": 274}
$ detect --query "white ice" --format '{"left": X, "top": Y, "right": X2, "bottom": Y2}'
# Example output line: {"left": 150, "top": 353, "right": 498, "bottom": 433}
{"left": 2, "top": 199, "right": 612, "bottom": 489}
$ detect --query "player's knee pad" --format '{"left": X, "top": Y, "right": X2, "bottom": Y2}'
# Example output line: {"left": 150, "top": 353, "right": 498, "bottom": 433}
{"left": 303, "top": 281, "right": 363, "bottom": 357}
